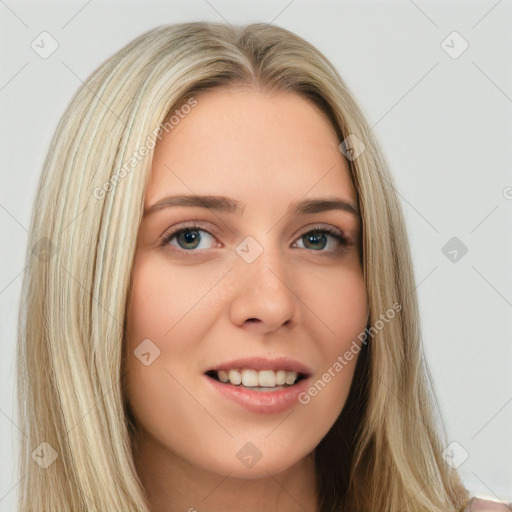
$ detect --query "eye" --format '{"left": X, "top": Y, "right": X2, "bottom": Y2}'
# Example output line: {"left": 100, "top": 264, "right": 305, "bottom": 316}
{"left": 159, "top": 223, "right": 351, "bottom": 255}
{"left": 292, "top": 225, "right": 351, "bottom": 253}
{"left": 160, "top": 224, "right": 218, "bottom": 252}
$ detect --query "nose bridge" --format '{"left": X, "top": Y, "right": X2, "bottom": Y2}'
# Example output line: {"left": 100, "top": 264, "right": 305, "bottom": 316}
{"left": 235, "top": 233, "right": 286, "bottom": 286}
{"left": 233, "top": 205, "right": 304, "bottom": 285}
{"left": 229, "top": 233, "right": 299, "bottom": 329}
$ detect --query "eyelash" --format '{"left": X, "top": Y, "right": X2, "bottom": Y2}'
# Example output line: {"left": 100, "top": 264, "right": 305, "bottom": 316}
{"left": 159, "top": 222, "right": 352, "bottom": 256}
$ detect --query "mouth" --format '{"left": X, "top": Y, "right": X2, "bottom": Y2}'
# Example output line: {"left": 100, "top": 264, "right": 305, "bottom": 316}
{"left": 204, "top": 368, "right": 308, "bottom": 391}
{"left": 203, "top": 356, "right": 313, "bottom": 413}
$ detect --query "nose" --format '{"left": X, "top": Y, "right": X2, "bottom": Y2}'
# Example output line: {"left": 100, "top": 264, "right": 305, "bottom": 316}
{"left": 229, "top": 241, "right": 300, "bottom": 333}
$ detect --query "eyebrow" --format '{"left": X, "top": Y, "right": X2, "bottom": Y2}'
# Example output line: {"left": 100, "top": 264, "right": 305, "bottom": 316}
{"left": 144, "top": 194, "right": 359, "bottom": 217}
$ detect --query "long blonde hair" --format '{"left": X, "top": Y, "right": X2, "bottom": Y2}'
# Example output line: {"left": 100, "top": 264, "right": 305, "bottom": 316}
{"left": 17, "top": 21, "right": 470, "bottom": 511}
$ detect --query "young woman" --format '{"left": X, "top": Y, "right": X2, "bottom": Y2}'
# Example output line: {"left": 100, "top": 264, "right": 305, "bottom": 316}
{"left": 17, "top": 21, "right": 507, "bottom": 512}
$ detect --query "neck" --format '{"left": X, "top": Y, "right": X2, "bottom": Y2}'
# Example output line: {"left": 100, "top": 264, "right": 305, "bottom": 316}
{"left": 133, "top": 432, "right": 319, "bottom": 512}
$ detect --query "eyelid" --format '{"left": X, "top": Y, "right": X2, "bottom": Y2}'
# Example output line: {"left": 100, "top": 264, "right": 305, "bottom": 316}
{"left": 158, "top": 220, "right": 219, "bottom": 242}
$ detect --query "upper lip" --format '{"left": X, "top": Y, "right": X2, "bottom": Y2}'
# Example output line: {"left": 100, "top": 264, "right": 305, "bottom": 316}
{"left": 204, "top": 356, "right": 313, "bottom": 377}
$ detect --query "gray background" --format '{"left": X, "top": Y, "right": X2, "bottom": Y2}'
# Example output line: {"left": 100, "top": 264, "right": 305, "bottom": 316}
{"left": 1, "top": 0, "right": 511, "bottom": 509}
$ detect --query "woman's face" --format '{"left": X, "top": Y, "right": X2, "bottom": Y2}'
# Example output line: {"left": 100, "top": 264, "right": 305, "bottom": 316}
{"left": 124, "top": 87, "right": 368, "bottom": 479}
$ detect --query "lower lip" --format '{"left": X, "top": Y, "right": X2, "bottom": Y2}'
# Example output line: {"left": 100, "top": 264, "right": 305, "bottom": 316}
{"left": 204, "top": 374, "right": 310, "bottom": 414}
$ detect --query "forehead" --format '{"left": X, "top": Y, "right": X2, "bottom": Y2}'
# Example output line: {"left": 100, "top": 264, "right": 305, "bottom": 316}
{"left": 146, "top": 87, "right": 356, "bottom": 209}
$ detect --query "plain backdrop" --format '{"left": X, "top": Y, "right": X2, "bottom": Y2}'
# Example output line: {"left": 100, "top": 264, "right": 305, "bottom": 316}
{"left": 1, "top": 0, "right": 511, "bottom": 509}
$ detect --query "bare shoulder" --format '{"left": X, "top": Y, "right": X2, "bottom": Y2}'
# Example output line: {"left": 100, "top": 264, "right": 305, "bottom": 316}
{"left": 465, "top": 496, "right": 512, "bottom": 511}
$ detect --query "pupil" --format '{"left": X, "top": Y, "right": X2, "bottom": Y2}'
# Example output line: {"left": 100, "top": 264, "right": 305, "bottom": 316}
{"left": 179, "top": 230, "right": 200, "bottom": 249}
{"left": 305, "top": 232, "right": 326, "bottom": 250}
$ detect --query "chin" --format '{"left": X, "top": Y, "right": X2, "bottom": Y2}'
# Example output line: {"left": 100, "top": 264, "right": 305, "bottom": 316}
{"left": 196, "top": 443, "right": 313, "bottom": 479}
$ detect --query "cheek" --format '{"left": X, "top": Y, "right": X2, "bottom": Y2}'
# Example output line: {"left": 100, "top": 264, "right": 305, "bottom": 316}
{"left": 126, "top": 253, "right": 173, "bottom": 343}
{"left": 296, "top": 265, "right": 367, "bottom": 422}
{"left": 125, "top": 252, "right": 219, "bottom": 346}
{"left": 308, "top": 262, "right": 368, "bottom": 341}
{"left": 123, "top": 255, "right": 221, "bottom": 469}
{"left": 123, "top": 252, "right": 214, "bottom": 410}
{"left": 123, "top": 253, "right": 244, "bottom": 468}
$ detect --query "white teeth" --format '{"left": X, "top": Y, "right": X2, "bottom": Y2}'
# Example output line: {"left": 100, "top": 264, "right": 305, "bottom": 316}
{"left": 258, "top": 370, "right": 276, "bottom": 387}
{"left": 218, "top": 370, "right": 229, "bottom": 383}
{"left": 285, "top": 371, "right": 297, "bottom": 385}
{"left": 228, "top": 369, "right": 242, "bottom": 385}
{"left": 275, "top": 370, "right": 286, "bottom": 386}
{"left": 214, "top": 369, "right": 301, "bottom": 387}
{"left": 241, "top": 369, "right": 258, "bottom": 387}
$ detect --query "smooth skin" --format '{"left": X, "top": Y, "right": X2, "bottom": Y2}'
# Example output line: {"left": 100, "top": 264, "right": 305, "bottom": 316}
{"left": 124, "top": 86, "right": 368, "bottom": 512}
